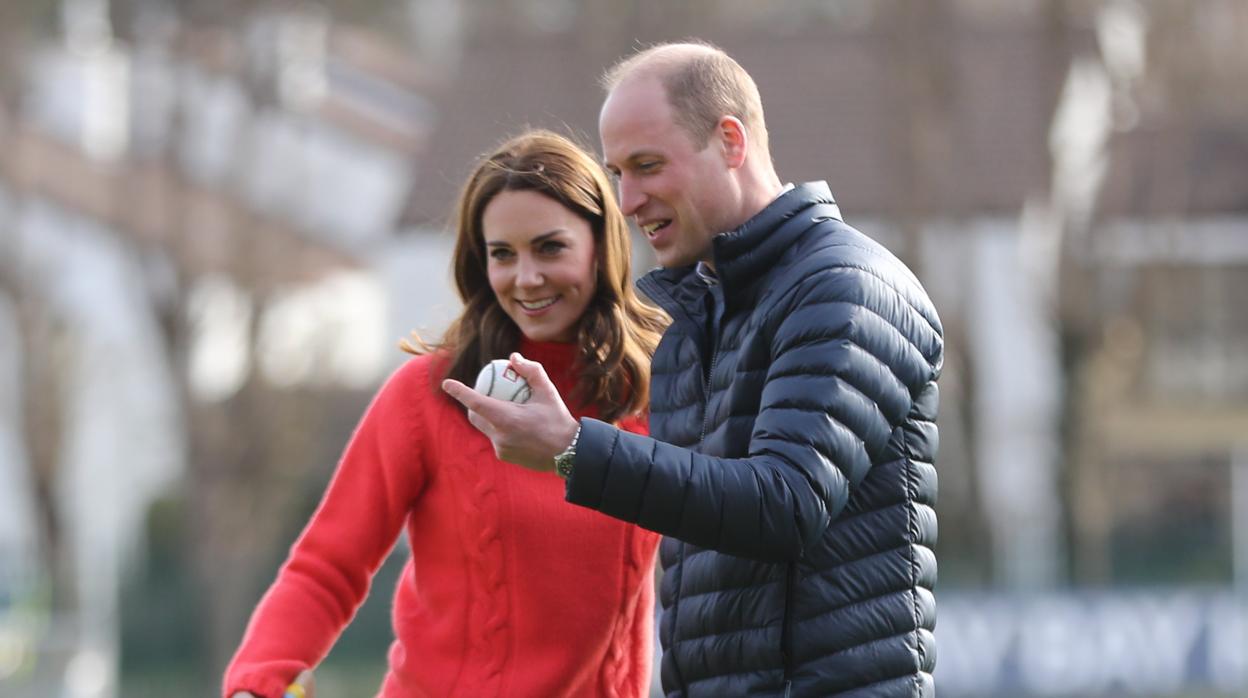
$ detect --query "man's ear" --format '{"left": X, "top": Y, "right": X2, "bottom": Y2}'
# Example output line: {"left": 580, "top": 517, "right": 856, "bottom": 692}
{"left": 717, "top": 116, "right": 748, "bottom": 169}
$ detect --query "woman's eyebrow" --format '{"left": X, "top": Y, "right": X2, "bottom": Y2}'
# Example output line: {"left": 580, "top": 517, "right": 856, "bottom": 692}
{"left": 531, "top": 230, "right": 566, "bottom": 243}
{"left": 485, "top": 229, "right": 567, "bottom": 248}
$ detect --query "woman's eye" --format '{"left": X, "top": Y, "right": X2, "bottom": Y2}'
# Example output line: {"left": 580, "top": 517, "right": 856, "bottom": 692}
{"left": 489, "top": 248, "right": 513, "bottom": 261}
{"left": 539, "top": 241, "right": 567, "bottom": 255}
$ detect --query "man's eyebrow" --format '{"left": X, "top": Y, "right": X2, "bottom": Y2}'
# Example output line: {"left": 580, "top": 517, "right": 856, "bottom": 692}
{"left": 604, "top": 151, "right": 659, "bottom": 170}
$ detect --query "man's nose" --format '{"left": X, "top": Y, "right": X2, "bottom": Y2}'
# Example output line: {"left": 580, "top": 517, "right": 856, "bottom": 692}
{"left": 618, "top": 175, "right": 645, "bottom": 217}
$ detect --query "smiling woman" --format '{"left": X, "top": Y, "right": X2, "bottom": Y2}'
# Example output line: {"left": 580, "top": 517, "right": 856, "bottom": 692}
{"left": 482, "top": 188, "right": 597, "bottom": 343}
{"left": 427, "top": 129, "right": 668, "bottom": 421}
{"left": 221, "top": 129, "right": 669, "bottom": 698}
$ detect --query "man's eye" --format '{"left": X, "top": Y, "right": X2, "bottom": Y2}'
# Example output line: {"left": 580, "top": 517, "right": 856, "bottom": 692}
{"left": 638, "top": 161, "right": 660, "bottom": 172}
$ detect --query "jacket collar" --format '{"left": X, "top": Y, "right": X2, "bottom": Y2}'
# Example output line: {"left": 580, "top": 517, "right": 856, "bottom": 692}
{"left": 641, "top": 182, "right": 841, "bottom": 311}
{"left": 710, "top": 181, "right": 841, "bottom": 290}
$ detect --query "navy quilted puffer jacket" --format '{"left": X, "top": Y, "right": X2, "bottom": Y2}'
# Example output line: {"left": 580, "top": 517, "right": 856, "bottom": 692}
{"left": 566, "top": 182, "right": 943, "bottom": 697}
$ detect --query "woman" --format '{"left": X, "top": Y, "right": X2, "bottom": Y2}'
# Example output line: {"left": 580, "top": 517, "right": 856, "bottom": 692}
{"left": 223, "top": 130, "right": 668, "bottom": 698}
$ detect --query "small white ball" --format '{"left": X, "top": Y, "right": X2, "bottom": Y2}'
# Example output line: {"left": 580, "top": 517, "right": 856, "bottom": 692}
{"left": 473, "top": 359, "right": 532, "bottom": 404}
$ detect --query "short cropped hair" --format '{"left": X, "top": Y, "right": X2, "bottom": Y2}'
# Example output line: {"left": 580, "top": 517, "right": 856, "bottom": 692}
{"left": 602, "top": 40, "right": 769, "bottom": 155}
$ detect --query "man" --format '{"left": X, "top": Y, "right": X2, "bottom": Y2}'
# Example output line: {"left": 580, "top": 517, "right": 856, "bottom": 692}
{"left": 444, "top": 41, "right": 943, "bottom": 697}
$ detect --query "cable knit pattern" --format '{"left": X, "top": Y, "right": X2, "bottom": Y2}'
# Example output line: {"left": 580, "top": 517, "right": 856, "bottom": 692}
{"left": 223, "top": 338, "right": 659, "bottom": 698}
{"left": 601, "top": 526, "right": 648, "bottom": 697}
{"left": 455, "top": 422, "right": 511, "bottom": 696}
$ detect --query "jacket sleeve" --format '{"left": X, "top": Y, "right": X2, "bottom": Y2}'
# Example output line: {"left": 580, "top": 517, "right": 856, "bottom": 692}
{"left": 221, "top": 360, "right": 430, "bottom": 698}
{"left": 566, "top": 265, "right": 941, "bottom": 562}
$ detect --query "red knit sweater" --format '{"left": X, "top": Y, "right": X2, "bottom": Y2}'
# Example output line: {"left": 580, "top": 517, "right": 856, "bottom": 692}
{"left": 223, "top": 339, "right": 658, "bottom": 698}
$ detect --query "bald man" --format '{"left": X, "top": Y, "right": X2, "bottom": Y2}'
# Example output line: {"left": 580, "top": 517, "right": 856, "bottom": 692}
{"left": 445, "top": 41, "right": 944, "bottom": 697}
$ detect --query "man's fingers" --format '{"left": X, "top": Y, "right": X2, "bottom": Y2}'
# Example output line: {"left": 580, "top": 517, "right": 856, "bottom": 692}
{"left": 443, "top": 379, "right": 505, "bottom": 435}
{"left": 507, "top": 352, "right": 561, "bottom": 403}
{"left": 444, "top": 378, "right": 509, "bottom": 417}
{"left": 442, "top": 378, "right": 482, "bottom": 409}
{"left": 466, "top": 409, "right": 498, "bottom": 438}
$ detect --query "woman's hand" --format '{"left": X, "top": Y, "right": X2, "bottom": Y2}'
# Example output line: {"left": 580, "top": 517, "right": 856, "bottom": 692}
{"left": 284, "top": 670, "right": 316, "bottom": 698}
{"left": 229, "top": 669, "right": 315, "bottom": 698}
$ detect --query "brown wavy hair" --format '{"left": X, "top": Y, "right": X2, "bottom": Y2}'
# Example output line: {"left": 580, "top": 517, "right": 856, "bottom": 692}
{"left": 402, "top": 129, "right": 668, "bottom": 422}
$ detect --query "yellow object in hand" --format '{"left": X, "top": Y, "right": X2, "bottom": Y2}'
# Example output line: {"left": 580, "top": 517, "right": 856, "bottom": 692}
{"left": 283, "top": 684, "right": 306, "bottom": 698}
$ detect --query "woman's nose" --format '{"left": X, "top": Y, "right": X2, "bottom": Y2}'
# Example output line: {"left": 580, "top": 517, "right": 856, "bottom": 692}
{"left": 515, "top": 257, "right": 543, "bottom": 288}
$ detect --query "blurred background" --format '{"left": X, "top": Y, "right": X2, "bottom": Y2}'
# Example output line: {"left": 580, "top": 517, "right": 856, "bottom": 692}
{"left": 1, "top": 0, "right": 1246, "bottom": 696}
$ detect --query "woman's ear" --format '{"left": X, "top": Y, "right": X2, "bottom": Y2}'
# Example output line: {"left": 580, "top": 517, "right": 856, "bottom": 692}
{"left": 718, "top": 116, "right": 748, "bottom": 169}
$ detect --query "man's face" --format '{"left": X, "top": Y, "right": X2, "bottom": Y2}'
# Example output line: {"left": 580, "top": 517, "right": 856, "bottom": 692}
{"left": 600, "top": 76, "right": 732, "bottom": 269}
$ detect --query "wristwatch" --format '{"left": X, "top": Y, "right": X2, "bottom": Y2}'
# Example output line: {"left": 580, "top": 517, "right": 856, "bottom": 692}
{"left": 553, "top": 424, "right": 581, "bottom": 479}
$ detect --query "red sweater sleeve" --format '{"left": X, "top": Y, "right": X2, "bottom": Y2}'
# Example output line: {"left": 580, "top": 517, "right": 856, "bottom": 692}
{"left": 222, "top": 358, "right": 432, "bottom": 698}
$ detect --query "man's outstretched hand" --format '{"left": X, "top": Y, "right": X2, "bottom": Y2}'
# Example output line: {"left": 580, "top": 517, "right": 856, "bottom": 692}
{"left": 442, "top": 352, "right": 580, "bottom": 472}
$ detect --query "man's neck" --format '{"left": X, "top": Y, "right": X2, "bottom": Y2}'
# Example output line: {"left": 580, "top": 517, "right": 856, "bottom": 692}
{"left": 701, "top": 179, "right": 789, "bottom": 275}
{"left": 737, "top": 168, "right": 785, "bottom": 226}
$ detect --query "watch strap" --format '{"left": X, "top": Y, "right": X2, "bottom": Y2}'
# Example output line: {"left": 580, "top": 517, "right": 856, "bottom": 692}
{"left": 553, "top": 423, "right": 581, "bottom": 479}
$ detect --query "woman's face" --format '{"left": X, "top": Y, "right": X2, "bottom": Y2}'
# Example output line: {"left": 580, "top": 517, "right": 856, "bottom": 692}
{"left": 483, "top": 189, "right": 598, "bottom": 343}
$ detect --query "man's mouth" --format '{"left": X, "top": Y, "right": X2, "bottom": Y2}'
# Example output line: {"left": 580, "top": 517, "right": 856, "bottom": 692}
{"left": 640, "top": 220, "right": 672, "bottom": 238}
{"left": 517, "top": 297, "right": 558, "bottom": 311}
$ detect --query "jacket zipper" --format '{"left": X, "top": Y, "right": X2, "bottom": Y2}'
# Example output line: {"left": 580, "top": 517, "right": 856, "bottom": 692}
{"left": 700, "top": 350, "right": 718, "bottom": 441}
{"left": 676, "top": 285, "right": 722, "bottom": 697}
{"left": 636, "top": 274, "right": 699, "bottom": 694}
{"left": 662, "top": 353, "right": 717, "bottom": 697}
{"left": 782, "top": 561, "right": 797, "bottom": 692}
{"left": 699, "top": 270, "right": 722, "bottom": 444}
{"left": 691, "top": 274, "right": 796, "bottom": 695}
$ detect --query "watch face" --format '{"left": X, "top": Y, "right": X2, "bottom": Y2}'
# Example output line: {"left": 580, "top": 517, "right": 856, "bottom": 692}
{"left": 554, "top": 425, "right": 579, "bottom": 479}
{"left": 555, "top": 454, "right": 574, "bottom": 479}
